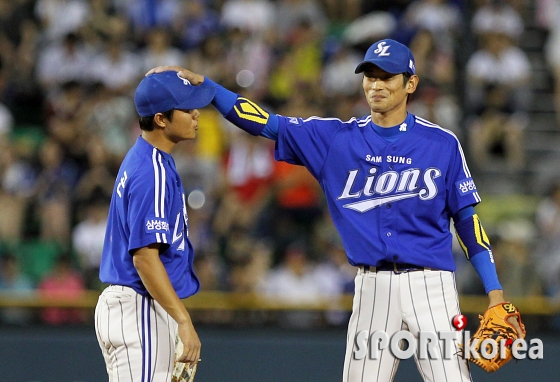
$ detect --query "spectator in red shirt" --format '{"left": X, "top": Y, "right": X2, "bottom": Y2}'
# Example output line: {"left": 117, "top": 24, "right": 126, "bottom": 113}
{"left": 38, "top": 254, "right": 86, "bottom": 325}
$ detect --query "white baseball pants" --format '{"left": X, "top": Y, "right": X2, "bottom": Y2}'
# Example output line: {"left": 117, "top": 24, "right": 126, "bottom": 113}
{"left": 95, "top": 285, "right": 177, "bottom": 382}
{"left": 343, "top": 268, "right": 472, "bottom": 382}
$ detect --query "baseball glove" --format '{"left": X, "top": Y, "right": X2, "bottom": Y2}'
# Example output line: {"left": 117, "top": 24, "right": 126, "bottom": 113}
{"left": 468, "top": 302, "right": 526, "bottom": 373}
{"left": 171, "top": 336, "right": 199, "bottom": 382}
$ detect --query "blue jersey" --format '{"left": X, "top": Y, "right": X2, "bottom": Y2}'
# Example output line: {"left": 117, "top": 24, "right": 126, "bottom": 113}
{"left": 99, "top": 136, "right": 199, "bottom": 298}
{"left": 274, "top": 113, "right": 479, "bottom": 271}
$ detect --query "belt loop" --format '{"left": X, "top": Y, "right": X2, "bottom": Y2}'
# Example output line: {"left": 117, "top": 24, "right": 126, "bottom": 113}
{"left": 393, "top": 262, "right": 405, "bottom": 275}
{"left": 359, "top": 265, "right": 377, "bottom": 273}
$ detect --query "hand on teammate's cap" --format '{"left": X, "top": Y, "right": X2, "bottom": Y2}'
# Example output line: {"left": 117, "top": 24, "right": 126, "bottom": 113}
{"left": 146, "top": 66, "right": 205, "bottom": 86}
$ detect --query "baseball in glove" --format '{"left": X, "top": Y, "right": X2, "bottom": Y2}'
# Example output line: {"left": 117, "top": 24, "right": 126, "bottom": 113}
{"left": 467, "top": 302, "right": 526, "bottom": 372}
{"left": 172, "top": 336, "right": 199, "bottom": 382}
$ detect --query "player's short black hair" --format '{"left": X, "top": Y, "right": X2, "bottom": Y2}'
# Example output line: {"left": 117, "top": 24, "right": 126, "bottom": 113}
{"left": 138, "top": 109, "right": 175, "bottom": 131}
{"left": 403, "top": 73, "right": 413, "bottom": 103}
{"left": 402, "top": 72, "right": 412, "bottom": 86}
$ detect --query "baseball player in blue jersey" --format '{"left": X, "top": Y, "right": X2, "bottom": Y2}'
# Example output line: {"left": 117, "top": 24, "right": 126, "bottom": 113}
{"left": 148, "top": 38, "right": 523, "bottom": 381}
{"left": 94, "top": 71, "right": 215, "bottom": 381}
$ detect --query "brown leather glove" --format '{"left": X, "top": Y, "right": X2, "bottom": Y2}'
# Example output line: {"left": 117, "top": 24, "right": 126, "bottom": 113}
{"left": 468, "top": 302, "right": 526, "bottom": 372}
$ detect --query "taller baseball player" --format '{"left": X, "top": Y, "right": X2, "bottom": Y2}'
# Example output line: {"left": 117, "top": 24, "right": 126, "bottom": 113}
{"left": 149, "top": 38, "right": 523, "bottom": 381}
{"left": 94, "top": 71, "right": 215, "bottom": 381}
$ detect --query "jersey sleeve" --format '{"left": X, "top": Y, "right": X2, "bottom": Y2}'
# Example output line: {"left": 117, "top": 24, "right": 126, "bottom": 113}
{"left": 274, "top": 115, "right": 343, "bottom": 179}
{"left": 126, "top": 152, "right": 172, "bottom": 253}
{"left": 446, "top": 137, "right": 481, "bottom": 215}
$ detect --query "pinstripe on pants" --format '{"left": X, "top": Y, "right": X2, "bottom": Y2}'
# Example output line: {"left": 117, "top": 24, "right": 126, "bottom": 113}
{"left": 95, "top": 285, "right": 177, "bottom": 382}
{"left": 343, "top": 269, "right": 472, "bottom": 382}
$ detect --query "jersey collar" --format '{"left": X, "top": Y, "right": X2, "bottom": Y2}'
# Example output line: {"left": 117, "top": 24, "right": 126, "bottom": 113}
{"left": 370, "top": 113, "right": 415, "bottom": 142}
{"left": 137, "top": 136, "right": 176, "bottom": 166}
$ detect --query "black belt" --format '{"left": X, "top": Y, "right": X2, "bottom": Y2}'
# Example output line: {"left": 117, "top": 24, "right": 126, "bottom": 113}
{"left": 360, "top": 261, "right": 433, "bottom": 274}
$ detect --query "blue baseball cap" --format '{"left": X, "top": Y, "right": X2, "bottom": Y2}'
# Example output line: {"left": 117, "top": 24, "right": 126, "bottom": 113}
{"left": 134, "top": 71, "right": 216, "bottom": 117}
{"left": 354, "top": 39, "right": 416, "bottom": 75}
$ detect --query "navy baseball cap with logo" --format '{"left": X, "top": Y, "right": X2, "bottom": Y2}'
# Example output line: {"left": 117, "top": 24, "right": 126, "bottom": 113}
{"left": 354, "top": 39, "right": 416, "bottom": 75}
{"left": 134, "top": 71, "right": 216, "bottom": 117}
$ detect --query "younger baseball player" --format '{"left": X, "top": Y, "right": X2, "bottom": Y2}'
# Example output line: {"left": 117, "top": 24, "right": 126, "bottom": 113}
{"left": 148, "top": 38, "right": 523, "bottom": 381}
{"left": 94, "top": 71, "right": 215, "bottom": 381}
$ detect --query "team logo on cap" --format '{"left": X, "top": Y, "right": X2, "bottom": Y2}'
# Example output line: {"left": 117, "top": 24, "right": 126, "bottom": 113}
{"left": 374, "top": 41, "right": 391, "bottom": 57}
{"left": 176, "top": 72, "right": 192, "bottom": 86}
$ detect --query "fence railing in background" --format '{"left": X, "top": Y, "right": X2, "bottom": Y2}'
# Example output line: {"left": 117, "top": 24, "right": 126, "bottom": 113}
{"left": 0, "top": 291, "right": 556, "bottom": 314}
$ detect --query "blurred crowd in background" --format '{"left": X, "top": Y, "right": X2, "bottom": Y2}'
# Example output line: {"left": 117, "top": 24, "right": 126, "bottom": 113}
{"left": 0, "top": 0, "right": 560, "bottom": 328}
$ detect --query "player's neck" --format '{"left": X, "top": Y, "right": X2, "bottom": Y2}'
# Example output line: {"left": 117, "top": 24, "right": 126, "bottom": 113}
{"left": 370, "top": 105, "right": 408, "bottom": 128}
{"left": 141, "top": 131, "right": 175, "bottom": 154}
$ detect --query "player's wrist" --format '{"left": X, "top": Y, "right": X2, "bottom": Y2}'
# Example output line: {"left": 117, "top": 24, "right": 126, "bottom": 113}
{"left": 175, "top": 312, "right": 194, "bottom": 326}
{"left": 204, "top": 77, "right": 237, "bottom": 115}
{"left": 487, "top": 289, "right": 505, "bottom": 307}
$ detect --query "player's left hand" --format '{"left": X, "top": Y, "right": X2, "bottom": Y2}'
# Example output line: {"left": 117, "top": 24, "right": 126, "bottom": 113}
{"left": 145, "top": 66, "right": 205, "bottom": 86}
{"left": 487, "top": 289, "right": 524, "bottom": 337}
{"left": 469, "top": 301, "right": 526, "bottom": 372}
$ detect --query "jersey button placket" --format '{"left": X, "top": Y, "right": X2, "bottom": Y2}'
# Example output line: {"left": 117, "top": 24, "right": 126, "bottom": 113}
{"left": 379, "top": 147, "right": 391, "bottom": 257}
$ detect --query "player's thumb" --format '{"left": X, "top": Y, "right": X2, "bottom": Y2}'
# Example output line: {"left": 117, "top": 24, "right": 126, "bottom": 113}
{"left": 507, "top": 316, "right": 524, "bottom": 338}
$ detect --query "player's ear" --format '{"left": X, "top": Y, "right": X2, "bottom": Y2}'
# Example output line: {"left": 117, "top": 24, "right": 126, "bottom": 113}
{"left": 153, "top": 113, "right": 167, "bottom": 129}
{"left": 407, "top": 75, "right": 419, "bottom": 94}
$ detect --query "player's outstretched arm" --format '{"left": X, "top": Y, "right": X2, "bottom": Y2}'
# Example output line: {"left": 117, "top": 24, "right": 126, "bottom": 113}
{"left": 133, "top": 244, "right": 201, "bottom": 364}
{"left": 146, "top": 66, "right": 280, "bottom": 140}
